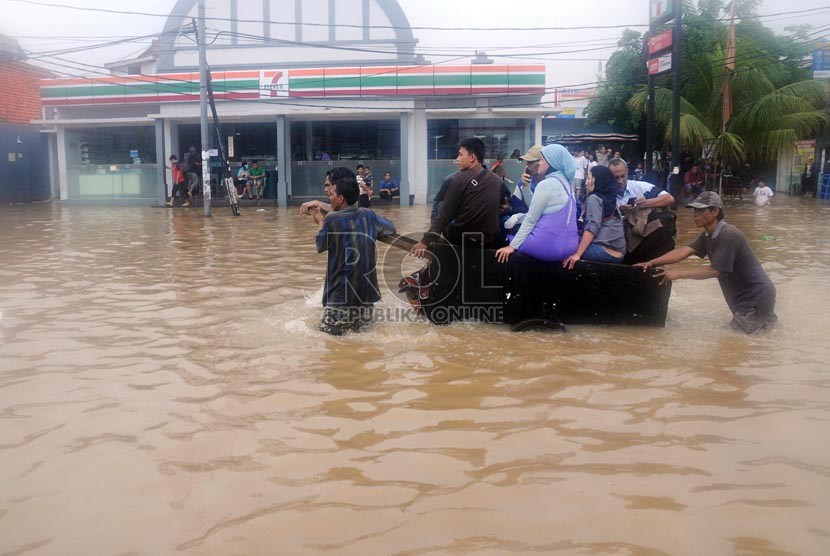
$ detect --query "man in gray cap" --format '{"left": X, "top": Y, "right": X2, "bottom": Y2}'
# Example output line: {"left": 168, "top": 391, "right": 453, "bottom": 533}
{"left": 635, "top": 191, "right": 777, "bottom": 333}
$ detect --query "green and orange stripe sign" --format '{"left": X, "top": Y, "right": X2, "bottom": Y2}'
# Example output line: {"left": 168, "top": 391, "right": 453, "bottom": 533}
{"left": 41, "top": 65, "right": 544, "bottom": 106}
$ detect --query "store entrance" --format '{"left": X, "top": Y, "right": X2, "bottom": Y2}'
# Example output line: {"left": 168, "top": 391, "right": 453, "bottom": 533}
{"left": 176, "top": 122, "right": 279, "bottom": 200}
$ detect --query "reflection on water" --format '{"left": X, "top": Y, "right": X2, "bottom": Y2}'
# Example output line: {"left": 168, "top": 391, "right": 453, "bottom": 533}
{"left": 1, "top": 198, "right": 829, "bottom": 555}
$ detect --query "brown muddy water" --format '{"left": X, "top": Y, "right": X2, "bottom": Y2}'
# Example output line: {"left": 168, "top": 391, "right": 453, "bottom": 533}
{"left": 0, "top": 197, "right": 829, "bottom": 556}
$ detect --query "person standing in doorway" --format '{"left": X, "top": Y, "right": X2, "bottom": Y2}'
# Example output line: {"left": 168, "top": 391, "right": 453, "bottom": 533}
{"left": 573, "top": 149, "right": 588, "bottom": 202}
{"left": 356, "top": 165, "right": 372, "bottom": 207}
{"left": 802, "top": 158, "right": 817, "bottom": 197}
{"left": 182, "top": 146, "right": 201, "bottom": 207}
{"left": 165, "top": 155, "right": 186, "bottom": 207}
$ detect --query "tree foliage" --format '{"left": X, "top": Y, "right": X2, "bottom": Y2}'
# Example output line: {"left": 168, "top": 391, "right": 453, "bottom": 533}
{"left": 587, "top": 0, "right": 827, "bottom": 163}
{"left": 584, "top": 29, "right": 647, "bottom": 131}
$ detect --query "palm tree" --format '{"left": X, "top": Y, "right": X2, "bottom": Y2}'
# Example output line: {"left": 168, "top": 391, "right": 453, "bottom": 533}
{"left": 629, "top": 15, "right": 828, "bottom": 168}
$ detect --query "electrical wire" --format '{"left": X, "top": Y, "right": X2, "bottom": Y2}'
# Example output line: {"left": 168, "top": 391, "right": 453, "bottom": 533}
{"left": 28, "top": 19, "right": 829, "bottom": 113}
{"left": 10, "top": 0, "right": 830, "bottom": 32}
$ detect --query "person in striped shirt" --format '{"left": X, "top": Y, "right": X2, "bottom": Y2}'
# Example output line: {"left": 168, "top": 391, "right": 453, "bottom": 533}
{"left": 306, "top": 172, "right": 396, "bottom": 336}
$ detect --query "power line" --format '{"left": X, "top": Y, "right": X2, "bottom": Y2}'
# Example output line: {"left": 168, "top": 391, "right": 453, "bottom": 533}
{"left": 29, "top": 19, "right": 829, "bottom": 114}
{"left": 25, "top": 27, "right": 191, "bottom": 59}
{"left": 10, "top": 0, "right": 830, "bottom": 33}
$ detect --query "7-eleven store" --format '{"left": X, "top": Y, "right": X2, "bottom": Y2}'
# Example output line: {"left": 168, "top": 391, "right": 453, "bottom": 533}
{"left": 38, "top": 65, "right": 547, "bottom": 205}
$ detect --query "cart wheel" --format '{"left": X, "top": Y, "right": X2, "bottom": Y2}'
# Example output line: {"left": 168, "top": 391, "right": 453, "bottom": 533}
{"left": 510, "top": 319, "right": 566, "bottom": 333}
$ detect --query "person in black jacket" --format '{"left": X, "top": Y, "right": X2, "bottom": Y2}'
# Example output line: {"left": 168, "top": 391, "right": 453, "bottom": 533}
{"left": 410, "top": 137, "right": 503, "bottom": 258}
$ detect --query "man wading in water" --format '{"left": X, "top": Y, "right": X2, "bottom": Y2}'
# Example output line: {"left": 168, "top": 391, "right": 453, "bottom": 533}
{"left": 304, "top": 172, "right": 396, "bottom": 336}
{"left": 635, "top": 191, "right": 777, "bottom": 333}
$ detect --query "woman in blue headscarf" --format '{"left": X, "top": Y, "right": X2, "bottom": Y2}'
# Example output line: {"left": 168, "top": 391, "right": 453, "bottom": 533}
{"left": 495, "top": 144, "right": 579, "bottom": 263}
{"left": 563, "top": 165, "right": 626, "bottom": 268}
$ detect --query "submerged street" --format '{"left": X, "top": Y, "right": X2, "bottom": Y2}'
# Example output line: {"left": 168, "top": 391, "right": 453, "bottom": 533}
{"left": 1, "top": 198, "right": 829, "bottom": 555}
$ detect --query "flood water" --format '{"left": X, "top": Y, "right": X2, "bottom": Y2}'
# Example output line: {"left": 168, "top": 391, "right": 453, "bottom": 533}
{"left": 1, "top": 197, "right": 829, "bottom": 556}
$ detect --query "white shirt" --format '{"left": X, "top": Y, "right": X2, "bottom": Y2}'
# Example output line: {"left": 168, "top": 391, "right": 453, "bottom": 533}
{"left": 754, "top": 185, "right": 774, "bottom": 207}
{"left": 574, "top": 155, "right": 587, "bottom": 180}
{"left": 615, "top": 179, "right": 670, "bottom": 208}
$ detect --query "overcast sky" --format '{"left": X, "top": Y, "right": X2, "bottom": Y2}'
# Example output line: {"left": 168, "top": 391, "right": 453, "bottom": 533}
{"left": 3, "top": 0, "right": 828, "bottom": 92}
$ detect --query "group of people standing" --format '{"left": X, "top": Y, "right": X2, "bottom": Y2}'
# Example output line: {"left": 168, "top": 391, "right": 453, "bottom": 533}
{"left": 165, "top": 146, "right": 202, "bottom": 207}
{"left": 301, "top": 137, "right": 776, "bottom": 336}
{"left": 356, "top": 165, "right": 401, "bottom": 207}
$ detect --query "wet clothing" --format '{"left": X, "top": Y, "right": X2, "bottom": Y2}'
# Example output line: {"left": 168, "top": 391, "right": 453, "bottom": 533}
{"left": 689, "top": 220, "right": 776, "bottom": 333}
{"left": 423, "top": 166, "right": 502, "bottom": 247}
{"left": 316, "top": 206, "right": 396, "bottom": 308}
{"left": 319, "top": 306, "right": 374, "bottom": 336}
{"left": 753, "top": 185, "right": 774, "bottom": 207}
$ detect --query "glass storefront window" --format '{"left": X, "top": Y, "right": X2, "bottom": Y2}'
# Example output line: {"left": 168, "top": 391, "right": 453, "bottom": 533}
{"left": 66, "top": 127, "right": 157, "bottom": 199}
{"left": 427, "top": 118, "right": 534, "bottom": 160}
{"left": 290, "top": 120, "right": 400, "bottom": 161}
{"left": 290, "top": 160, "right": 401, "bottom": 198}
{"left": 178, "top": 123, "right": 278, "bottom": 162}
{"left": 425, "top": 118, "right": 534, "bottom": 200}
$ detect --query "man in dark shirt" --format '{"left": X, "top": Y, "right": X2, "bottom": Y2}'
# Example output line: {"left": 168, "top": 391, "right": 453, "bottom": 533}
{"left": 378, "top": 172, "right": 399, "bottom": 200}
{"left": 635, "top": 191, "right": 776, "bottom": 333}
{"left": 307, "top": 174, "right": 396, "bottom": 335}
{"left": 410, "top": 137, "right": 503, "bottom": 258}
{"left": 683, "top": 164, "right": 705, "bottom": 198}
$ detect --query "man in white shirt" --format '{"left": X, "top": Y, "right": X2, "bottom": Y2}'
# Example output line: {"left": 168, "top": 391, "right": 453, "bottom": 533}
{"left": 609, "top": 158, "right": 677, "bottom": 264}
{"left": 609, "top": 159, "right": 674, "bottom": 211}
{"left": 573, "top": 149, "right": 588, "bottom": 201}
{"left": 753, "top": 180, "right": 774, "bottom": 207}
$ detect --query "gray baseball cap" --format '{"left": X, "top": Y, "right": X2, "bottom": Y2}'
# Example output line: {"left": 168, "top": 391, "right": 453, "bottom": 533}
{"left": 686, "top": 191, "right": 723, "bottom": 209}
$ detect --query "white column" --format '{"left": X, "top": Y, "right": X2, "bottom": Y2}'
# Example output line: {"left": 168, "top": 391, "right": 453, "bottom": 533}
{"left": 155, "top": 119, "right": 166, "bottom": 205}
{"left": 47, "top": 133, "right": 58, "bottom": 199}
{"left": 165, "top": 120, "right": 179, "bottom": 199}
{"left": 56, "top": 126, "right": 68, "bottom": 200}
{"left": 776, "top": 146, "right": 793, "bottom": 195}
{"left": 534, "top": 114, "right": 543, "bottom": 146}
{"left": 411, "top": 106, "right": 428, "bottom": 204}
{"left": 305, "top": 121, "right": 313, "bottom": 161}
{"left": 399, "top": 112, "right": 411, "bottom": 206}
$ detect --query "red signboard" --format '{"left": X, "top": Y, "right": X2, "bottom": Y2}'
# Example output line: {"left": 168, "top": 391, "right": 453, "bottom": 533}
{"left": 649, "top": 29, "right": 673, "bottom": 56}
{"left": 648, "top": 55, "right": 672, "bottom": 75}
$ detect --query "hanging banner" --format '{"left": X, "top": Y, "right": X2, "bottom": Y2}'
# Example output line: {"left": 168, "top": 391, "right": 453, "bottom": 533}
{"left": 793, "top": 140, "right": 816, "bottom": 176}
{"left": 813, "top": 42, "right": 830, "bottom": 79}
{"left": 648, "top": 55, "right": 672, "bottom": 75}
{"left": 648, "top": 29, "right": 673, "bottom": 56}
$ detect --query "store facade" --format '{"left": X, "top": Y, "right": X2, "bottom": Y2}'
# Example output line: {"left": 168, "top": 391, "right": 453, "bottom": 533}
{"left": 36, "top": 0, "right": 547, "bottom": 205}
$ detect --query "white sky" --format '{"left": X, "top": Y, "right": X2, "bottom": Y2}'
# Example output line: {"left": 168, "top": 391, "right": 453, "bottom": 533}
{"left": 3, "top": 0, "right": 828, "bottom": 93}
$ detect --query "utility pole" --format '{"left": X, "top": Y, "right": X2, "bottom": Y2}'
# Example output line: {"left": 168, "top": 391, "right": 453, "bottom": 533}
{"left": 197, "top": 0, "right": 211, "bottom": 217}
{"left": 671, "top": 0, "right": 682, "bottom": 198}
{"left": 646, "top": 74, "right": 655, "bottom": 184}
{"left": 646, "top": 0, "right": 678, "bottom": 187}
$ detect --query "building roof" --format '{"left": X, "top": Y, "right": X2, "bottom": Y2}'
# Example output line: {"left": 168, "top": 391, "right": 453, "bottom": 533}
{"left": 0, "top": 33, "right": 26, "bottom": 62}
